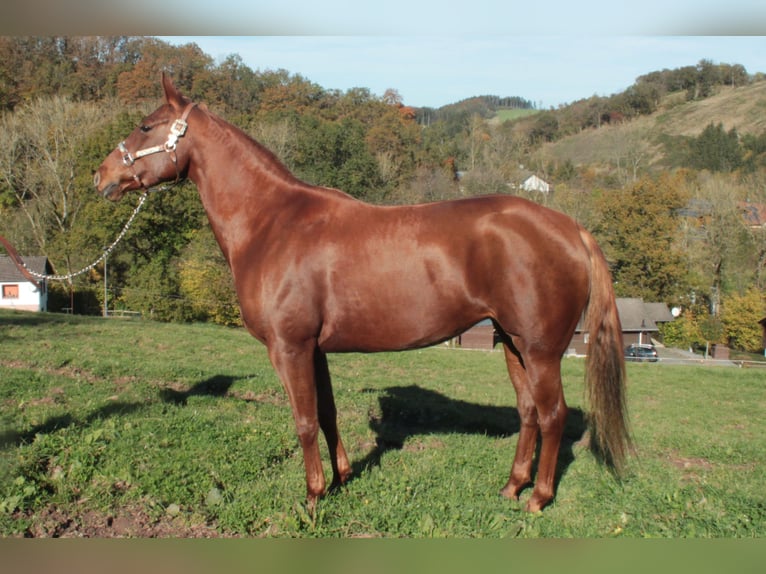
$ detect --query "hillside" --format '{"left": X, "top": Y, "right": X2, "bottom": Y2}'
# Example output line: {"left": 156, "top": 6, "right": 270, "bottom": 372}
{"left": 544, "top": 81, "right": 766, "bottom": 168}
{"left": 653, "top": 82, "right": 766, "bottom": 136}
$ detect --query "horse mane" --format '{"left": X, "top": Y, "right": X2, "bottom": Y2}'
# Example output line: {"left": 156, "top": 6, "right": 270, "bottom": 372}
{"left": 200, "top": 107, "right": 357, "bottom": 203}
{"left": 201, "top": 107, "right": 301, "bottom": 184}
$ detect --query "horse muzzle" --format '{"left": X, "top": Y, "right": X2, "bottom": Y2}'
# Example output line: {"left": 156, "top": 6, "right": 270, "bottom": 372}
{"left": 94, "top": 170, "right": 126, "bottom": 201}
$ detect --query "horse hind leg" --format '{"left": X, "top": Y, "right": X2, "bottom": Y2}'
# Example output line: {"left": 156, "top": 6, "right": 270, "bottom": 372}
{"left": 500, "top": 336, "right": 568, "bottom": 512}
{"left": 499, "top": 338, "right": 538, "bottom": 501}
{"left": 523, "top": 354, "right": 568, "bottom": 512}
{"left": 314, "top": 349, "right": 352, "bottom": 490}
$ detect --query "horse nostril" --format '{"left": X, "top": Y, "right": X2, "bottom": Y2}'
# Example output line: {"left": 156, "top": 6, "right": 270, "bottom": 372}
{"left": 93, "top": 171, "right": 100, "bottom": 187}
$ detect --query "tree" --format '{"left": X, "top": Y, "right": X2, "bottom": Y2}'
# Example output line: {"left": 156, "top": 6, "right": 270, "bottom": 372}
{"left": 688, "top": 123, "right": 743, "bottom": 173}
{"left": 464, "top": 113, "right": 490, "bottom": 171}
{"left": 604, "top": 123, "right": 652, "bottom": 185}
{"left": 658, "top": 309, "right": 705, "bottom": 350}
{"left": 0, "top": 96, "right": 120, "bottom": 279}
{"left": 178, "top": 226, "right": 241, "bottom": 326}
{"left": 528, "top": 111, "right": 559, "bottom": 144}
{"left": 741, "top": 172, "right": 766, "bottom": 289}
{"left": 364, "top": 95, "right": 421, "bottom": 193}
{"left": 720, "top": 288, "right": 765, "bottom": 352}
{"left": 291, "top": 115, "right": 382, "bottom": 200}
{"left": 677, "top": 174, "right": 753, "bottom": 315}
{"left": 254, "top": 73, "right": 326, "bottom": 119}
{"left": 207, "top": 54, "right": 261, "bottom": 119}
{"left": 113, "top": 182, "right": 207, "bottom": 320}
{"left": 593, "top": 174, "right": 689, "bottom": 302}
{"left": 0, "top": 37, "right": 74, "bottom": 109}
{"left": 116, "top": 38, "right": 213, "bottom": 103}
{"left": 620, "top": 82, "right": 661, "bottom": 116}
{"left": 387, "top": 164, "right": 459, "bottom": 205}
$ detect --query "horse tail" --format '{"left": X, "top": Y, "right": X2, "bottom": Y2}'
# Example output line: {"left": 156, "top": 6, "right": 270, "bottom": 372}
{"left": 579, "top": 226, "right": 631, "bottom": 474}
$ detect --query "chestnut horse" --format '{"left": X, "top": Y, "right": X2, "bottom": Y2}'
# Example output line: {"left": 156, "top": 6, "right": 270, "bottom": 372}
{"left": 94, "top": 74, "right": 629, "bottom": 512}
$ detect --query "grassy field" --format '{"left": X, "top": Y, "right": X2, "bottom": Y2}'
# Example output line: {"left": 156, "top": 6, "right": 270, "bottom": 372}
{"left": 1, "top": 309, "right": 764, "bottom": 538}
{"left": 491, "top": 108, "right": 540, "bottom": 124}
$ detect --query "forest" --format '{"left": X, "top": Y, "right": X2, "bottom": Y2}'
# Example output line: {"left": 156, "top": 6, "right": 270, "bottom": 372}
{"left": 1, "top": 36, "right": 765, "bottom": 353}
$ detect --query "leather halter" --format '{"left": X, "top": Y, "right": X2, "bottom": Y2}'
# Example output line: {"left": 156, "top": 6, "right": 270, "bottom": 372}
{"left": 117, "top": 101, "right": 197, "bottom": 189}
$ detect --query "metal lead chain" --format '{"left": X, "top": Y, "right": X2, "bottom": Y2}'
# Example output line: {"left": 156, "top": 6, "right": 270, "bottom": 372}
{"left": 19, "top": 192, "right": 149, "bottom": 282}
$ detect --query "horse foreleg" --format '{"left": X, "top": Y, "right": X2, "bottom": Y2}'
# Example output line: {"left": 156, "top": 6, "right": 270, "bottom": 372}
{"left": 268, "top": 340, "right": 326, "bottom": 506}
{"left": 500, "top": 341, "right": 539, "bottom": 501}
{"left": 314, "top": 349, "right": 352, "bottom": 490}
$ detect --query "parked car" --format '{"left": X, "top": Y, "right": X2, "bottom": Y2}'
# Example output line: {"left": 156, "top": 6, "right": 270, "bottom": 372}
{"left": 625, "top": 343, "right": 659, "bottom": 362}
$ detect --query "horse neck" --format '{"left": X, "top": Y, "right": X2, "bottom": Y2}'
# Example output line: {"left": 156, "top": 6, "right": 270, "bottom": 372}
{"left": 184, "top": 112, "right": 312, "bottom": 259}
{"left": 188, "top": 112, "right": 301, "bottom": 200}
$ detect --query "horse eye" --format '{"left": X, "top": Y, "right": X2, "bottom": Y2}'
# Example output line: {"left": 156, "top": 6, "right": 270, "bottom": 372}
{"left": 139, "top": 125, "right": 152, "bottom": 133}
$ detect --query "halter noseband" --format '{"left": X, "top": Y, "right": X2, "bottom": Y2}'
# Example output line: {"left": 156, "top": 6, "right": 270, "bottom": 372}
{"left": 118, "top": 101, "right": 197, "bottom": 189}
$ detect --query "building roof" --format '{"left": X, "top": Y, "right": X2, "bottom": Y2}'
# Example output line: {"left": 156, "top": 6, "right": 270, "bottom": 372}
{"left": 616, "top": 298, "right": 658, "bottom": 332}
{"left": 678, "top": 200, "right": 766, "bottom": 228}
{"left": 643, "top": 302, "right": 675, "bottom": 323}
{"left": 0, "top": 255, "right": 50, "bottom": 283}
{"left": 520, "top": 174, "right": 551, "bottom": 193}
{"left": 738, "top": 202, "right": 766, "bottom": 228}
{"left": 576, "top": 298, "right": 673, "bottom": 333}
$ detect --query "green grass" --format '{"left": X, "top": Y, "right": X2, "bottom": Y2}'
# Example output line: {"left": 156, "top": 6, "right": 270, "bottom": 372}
{"left": 492, "top": 108, "right": 540, "bottom": 123}
{"left": 1, "top": 309, "right": 764, "bottom": 537}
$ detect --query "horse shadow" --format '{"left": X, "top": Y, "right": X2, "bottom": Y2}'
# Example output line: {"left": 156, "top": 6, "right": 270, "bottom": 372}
{"left": 0, "top": 375, "right": 242, "bottom": 450}
{"left": 351, "top": 384, "right": 587, "bottom": 495}
{"left": 0, "top": 400, "right": 146, "bottom": 449}
{"left": 158, "top": 375, "right": 238, "bottom": 405}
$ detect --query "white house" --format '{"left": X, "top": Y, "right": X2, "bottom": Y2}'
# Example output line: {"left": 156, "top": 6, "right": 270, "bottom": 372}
{"left": 0, "top": 255, "right": 50, "bottom": 312}
{"left": 520, "top": 174, "right": 551, "bottom": 194}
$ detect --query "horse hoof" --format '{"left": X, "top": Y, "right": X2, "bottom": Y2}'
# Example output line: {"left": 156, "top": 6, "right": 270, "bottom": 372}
{"left": 500, "top": 486, "right": 520, "bottom": 501}
{"left": 524, "top": 494, "right": 551, "bottom": 513}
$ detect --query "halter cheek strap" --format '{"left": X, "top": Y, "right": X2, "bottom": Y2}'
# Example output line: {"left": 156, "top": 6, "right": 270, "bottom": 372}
{"left": 118, "top": 102, "right": 197, "bottom": 188}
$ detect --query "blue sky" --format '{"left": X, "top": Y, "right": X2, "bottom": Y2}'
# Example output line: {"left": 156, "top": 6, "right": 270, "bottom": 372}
{"left": 159, "top": 36, "right": 766, "bottom": 109}
{"left": 3, "top": 1, "right": 763, "bottom": 108}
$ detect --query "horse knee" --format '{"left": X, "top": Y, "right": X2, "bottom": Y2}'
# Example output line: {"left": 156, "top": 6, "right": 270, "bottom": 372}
{"left": 294, "top": 418, "right": 319, "bottom": 446}
{"left": 517, "top": 402, "right": 539, "bottom": 427}
{"left": 538, "top": 401, "right": 567, "bottom": 435}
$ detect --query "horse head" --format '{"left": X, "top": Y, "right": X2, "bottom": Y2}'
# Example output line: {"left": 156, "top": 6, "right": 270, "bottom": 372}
{"left": 94, "top": 73, "right": 196, "bottom": 201}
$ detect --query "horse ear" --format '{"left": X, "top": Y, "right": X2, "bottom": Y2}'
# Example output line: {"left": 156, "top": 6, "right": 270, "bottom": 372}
{"left": 161, "top": 72, "right": 184, "bottom": 108}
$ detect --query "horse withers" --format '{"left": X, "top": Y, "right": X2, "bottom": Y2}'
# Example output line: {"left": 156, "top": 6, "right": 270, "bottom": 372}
{"left": 94, "top": 74, "right": 630, "bottom": 512}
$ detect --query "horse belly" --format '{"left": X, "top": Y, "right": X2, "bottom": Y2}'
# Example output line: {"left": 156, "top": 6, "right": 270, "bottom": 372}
{"left": 317, "top": 271, "right": 481, "bottom": 353}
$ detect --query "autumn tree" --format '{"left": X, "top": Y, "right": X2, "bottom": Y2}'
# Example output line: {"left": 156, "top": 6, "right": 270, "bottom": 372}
{"left": 593, "top": 173, "right": 689, "bottom": 302}
{"left": 364, "top": 92, "right": 421, "bottom": 193}
{"left": 254, "top": 73, "right": 326, "bottom": 119}
{"left": 720, "top": 288, "right": 765, "bottom": 352}
{"left": 178, "top": 226, "right": 241, "bottom": 326}
{"left": 116, "top": 38, "right": 214, "bottom": 103}
{"left": 0, "top": 37, "right": 77, "bottom": 109}
{"left": 658, "top": 309, "right": 705, "bottom": 350}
